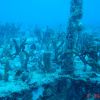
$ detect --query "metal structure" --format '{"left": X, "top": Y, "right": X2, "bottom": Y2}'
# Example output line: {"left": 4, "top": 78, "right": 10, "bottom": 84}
{"left": 64, "top": 0, "right": 83, "bottom": 74}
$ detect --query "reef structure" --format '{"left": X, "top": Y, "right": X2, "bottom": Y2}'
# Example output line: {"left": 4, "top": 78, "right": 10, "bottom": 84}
{"left": 63, "top": 0, "right": 83, "bottom": 74}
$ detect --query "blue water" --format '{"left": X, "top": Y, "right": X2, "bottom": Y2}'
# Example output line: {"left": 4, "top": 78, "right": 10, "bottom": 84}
{"left": 0, "top": 0, "right": 100, "bottom": 28}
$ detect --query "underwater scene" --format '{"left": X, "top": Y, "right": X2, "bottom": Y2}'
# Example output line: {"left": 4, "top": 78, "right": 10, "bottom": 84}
{"left": 0, "top": 0, "right": 100, "bottom": 100}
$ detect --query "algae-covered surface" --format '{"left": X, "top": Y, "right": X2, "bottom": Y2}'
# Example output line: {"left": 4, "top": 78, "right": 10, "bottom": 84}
{"left": 0, "top": 0, "right": 100, "bottom": 100}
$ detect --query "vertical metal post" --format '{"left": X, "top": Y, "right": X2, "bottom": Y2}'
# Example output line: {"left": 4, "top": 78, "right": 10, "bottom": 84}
{"left": 64, "top": 0, "right": 83, "bottom": 74}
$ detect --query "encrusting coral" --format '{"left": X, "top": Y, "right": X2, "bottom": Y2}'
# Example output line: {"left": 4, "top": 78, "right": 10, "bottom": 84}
{"left": 0, "top": 0, "right": 100, "bottom": 99}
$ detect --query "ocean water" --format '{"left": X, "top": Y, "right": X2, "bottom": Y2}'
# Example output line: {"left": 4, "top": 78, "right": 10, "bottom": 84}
{"left": 0, "top": 0, "right": 100, "bottom": 100}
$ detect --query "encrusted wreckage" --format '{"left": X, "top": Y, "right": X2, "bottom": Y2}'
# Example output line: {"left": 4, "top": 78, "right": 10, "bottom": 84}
{"left": 0, "top": 0, "right": 100, "bottom": 100}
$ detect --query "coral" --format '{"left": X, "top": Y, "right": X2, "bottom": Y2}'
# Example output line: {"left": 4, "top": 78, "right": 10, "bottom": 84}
{"left": 62, "top": 0, "right": 83, "bottom": 74}
{"left": 13, "top": 38, "right": 27, "bottom": 56}
{"left": 43, "top": 51, "right": 51, "bottom": 73}
{"left": 3, "top": 57, "right": 10, "bottom": 81}
{"left": 0, "top": 57, "right": 10, "bottom": 82}
{"left": 0, "top": 1, "right": 100, "bottom": 99}
{"left": 19, "top": 51, "right": 29, "bottom": 71}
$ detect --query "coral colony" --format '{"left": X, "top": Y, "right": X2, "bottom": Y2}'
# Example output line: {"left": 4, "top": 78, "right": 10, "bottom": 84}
{"left": 0, "top": 0, "right": 100, "bottom": 100}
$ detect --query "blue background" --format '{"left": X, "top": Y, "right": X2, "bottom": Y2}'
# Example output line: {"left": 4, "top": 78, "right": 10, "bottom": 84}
{"left": 0, "top": 0, "right": 100, "bottom": 28}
